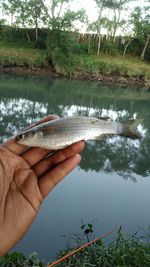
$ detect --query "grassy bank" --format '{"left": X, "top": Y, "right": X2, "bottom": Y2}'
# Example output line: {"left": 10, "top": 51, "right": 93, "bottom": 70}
{"left": 0, "top": 42, "right": 48, "bottom": 68}
{"left": 1, "top": 228, "right": 150, "bottom": 267}
{"left": 0, "top": 41, "right": 150, "bottom": 87}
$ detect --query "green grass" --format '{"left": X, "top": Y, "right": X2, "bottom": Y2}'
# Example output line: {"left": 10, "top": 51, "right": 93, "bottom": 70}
{"left": 52, "top": 226, "right": 150, "bottom": 267}
{"left": 49, "top": 50, "right": 150, "bottom": 83}
{"left": 76, "top": 54, "right": 150, "bottom": 79}
{"left": 0, "top": 41, "right": 150, "bottom": 84}
{"left": 1, "top": 227, "right": 150, "bottom": 267}
{"left": 0, "top": 42, "right": 48, "bottom": 68}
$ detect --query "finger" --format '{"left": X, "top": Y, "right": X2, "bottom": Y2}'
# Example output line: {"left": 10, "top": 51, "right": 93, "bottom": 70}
{"left": 2, "top": 115, "right": 58, "bottom": 155}
{"left": 33, "top": 141, "right": 85, "bottom": 177}
{"left": 39, "top": 154, "right": 81, "bottom": 198}
{"left": 21, "top": 147, "right": 52, "bottom": 167}
{"left": 2, "top": 139, "right": 27, "bottom": 155}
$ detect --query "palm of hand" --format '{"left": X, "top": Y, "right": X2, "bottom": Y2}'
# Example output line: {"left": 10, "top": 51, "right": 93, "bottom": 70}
{"left": 0, "top": 146, "right": 43, "bottom": 254}
{"left": 0, "top": 115, "right": 84, "bottom": 256}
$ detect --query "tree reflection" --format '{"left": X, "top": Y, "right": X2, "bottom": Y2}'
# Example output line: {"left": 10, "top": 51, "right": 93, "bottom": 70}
{"left": 0, "top": 73, "right": 150, "bottom": 181}
{"left": 80, "top": 133, "right": 150, "bottom": 182}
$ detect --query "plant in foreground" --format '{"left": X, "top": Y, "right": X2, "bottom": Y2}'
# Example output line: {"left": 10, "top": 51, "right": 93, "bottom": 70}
{"left": 1, "top": 226, "right": 150, "bottom": 267}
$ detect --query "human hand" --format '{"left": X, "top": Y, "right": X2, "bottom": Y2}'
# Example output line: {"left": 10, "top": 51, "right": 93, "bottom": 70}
{"left": 0, "top": 115, "right": 85, "bottom": 256}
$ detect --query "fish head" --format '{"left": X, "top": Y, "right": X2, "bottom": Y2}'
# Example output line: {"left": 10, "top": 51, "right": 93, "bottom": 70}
{"left": 16, "top": 129, "right": 43, "bottom": 146}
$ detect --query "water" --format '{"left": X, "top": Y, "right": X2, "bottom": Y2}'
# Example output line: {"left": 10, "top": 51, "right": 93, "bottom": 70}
{"left": 0, "top": 72, "right": 150, "bottom": 261}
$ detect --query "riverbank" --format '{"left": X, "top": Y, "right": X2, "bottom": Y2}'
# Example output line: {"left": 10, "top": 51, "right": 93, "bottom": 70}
{"left": 0, "top": 43, "right": 150, "bottom": 88}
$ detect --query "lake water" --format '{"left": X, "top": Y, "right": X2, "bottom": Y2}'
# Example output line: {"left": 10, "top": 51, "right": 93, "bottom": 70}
{"left": 0, "top": 72, "right": 150, "bottom": 261}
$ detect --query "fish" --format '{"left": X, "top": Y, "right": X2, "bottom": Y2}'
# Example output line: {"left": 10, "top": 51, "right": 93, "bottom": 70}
{"left": 15, "top": 116, "right": 142, "bottom": 150}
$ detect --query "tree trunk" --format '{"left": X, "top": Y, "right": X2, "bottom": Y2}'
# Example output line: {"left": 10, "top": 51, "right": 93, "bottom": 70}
{"left": 51, "top": 0, "right": 55, "bottom": 19}
{"left": 11, "top": 13, "right": 13, "bottom": 26}
{"left": 35, "top": 18, "right": 38, "bottom": 41}
{"left": 112, "top": 8, "right": 117, "bottom": 43}
{"left": 113, "top": 8, "right": 121, "bottom": 43}
{"left": 97, "top": 0, "right": 104, "bottom": 56}
{"left": 26, "top": 32, "right": 31, "bottom": 43}
{"left": 97, "top": 35, "right": 101, "bottom": 55}
{"left": 88, "top": 35, "right": 91, "bottom": 54}
{"left": 141, "top": 35, "right": 150, "bottom": 59}
{"left": 123, "top": 38, "right": 135, "bottom": 58}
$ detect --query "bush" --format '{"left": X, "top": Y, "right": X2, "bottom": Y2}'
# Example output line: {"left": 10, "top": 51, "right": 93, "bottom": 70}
{"left": 104, "top": 42, "right": 120, "bottom": 56}
{"left": 46, "top": 30, "right": 80, "bottom": 55}
{"left": 48, "top": 48, "right": 78, "bottom": 75}
{"left": 33, "top": 37, "right": 47, "bottom": 50}
{"left": 0, "top": 252, "right": 45, "bottom": 267}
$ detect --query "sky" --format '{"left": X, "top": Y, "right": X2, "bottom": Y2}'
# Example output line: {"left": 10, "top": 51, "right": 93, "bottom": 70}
{"left": 0, "top": 0, "right": 148, "bottom": 34}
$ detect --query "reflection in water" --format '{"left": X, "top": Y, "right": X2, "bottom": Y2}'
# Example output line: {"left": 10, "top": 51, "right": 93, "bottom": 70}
{"left": 0, "top": 75, "right": 150, "bottom": 181}
{"left": 0, "top": 73, "right": 150, "bottom": 260}
{"left": 0, "top": 98, "right": 48, "bottom": 141}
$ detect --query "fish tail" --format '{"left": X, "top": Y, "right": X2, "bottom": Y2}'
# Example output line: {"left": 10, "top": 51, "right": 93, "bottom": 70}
{"left": 119, "top": 119, "right": 143, "bottom": 139}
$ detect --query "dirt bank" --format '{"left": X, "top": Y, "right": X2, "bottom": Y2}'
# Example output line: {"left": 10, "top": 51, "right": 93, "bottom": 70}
{"left": 0, "top": 65, "right": 149, "bottom": 89}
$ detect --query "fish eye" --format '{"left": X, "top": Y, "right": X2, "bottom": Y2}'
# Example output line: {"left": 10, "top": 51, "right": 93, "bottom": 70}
{"left": 16, "top": 133, "right": 25, "bottom": 140}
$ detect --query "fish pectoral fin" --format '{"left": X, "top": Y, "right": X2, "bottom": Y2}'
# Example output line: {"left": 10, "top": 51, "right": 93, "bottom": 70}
{"left": 40, "top": 126, "right": 55, "bottom": 134}
{"left": 95, "top": 134, "right": 107, "bottom": 140}
{"left": 88, "top": 134, "right": 106, "bottom": 140}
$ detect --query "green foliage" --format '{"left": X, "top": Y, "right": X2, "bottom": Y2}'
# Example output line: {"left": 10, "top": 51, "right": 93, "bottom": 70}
{"left": 0, "top": 41, "right": 150, "bottom": 80}
{"left": 1, "top": 0, "right": 20, "bottom": 25}
{"left": 0, "top": 25, "right": 48, "bottom": 48}
{"left": 1, "top": 228, "right": 150, "bottom": 267}
{"left": 55, "top": 227, "right": 150, "bottom": 267}
{"left": 131, "top": 6, "right": 150, "bottom": 40}
{"left": 0, "top": 0, "right": 150, "bottom": 60}
{"left": 47, "top": 30, "right": 79, "bottom": 54}
{"left": 49, "top": 48, "right": 78, "bottom": 75}
{"left": 33, "top": 36, "right": 47, "bottom": 50}
{"left": 0, "top": 19, "right": 6, "bottom": 26}
{"left": 104, "top": 42, "right": 120, "bottom": 55}
{"left": 0, "top": 252, "right": 45, "bottom": 267}
{"left": 49, "top": 9, "right": 86, "bottom": 31}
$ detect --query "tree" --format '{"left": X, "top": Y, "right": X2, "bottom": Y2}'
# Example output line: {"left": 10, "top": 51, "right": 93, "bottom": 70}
{"left": 26, "top": 0, "right": 48, "bottom": 41}
{"left": 94, "top": 0, "right": 105, "bottom": 55}
{"left": 122, "top": 36, "right": 135, "bottom": 58}
{"left": 93, "top": 0, "right": 128, "bottom": 55}
{"left": 1, "top": 0, "right": 20, "bottom": 25}
{"left": 14, "top": 0, "right": 29, "bottom": 28}
{"left": 46, "top": 0, "right": 70, "bottom": 29}
{"left": 105, "top": 0, "right": 132, "bottom": 42}
{"left": 131, "top": 6, "right": 150, "bottom": 59}
{"left": 46, "top": 0, "right": 86, "bottom": 53}
{"left": 97, "top": 0, "right": 105, "bottom": 55}
{"left": 1, "top": 0, "right": 48, "bottom": 41}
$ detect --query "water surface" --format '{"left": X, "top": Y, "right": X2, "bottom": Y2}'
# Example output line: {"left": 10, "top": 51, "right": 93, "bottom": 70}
{"left": 0, "top": 73, "right": 150, "bottom": 260}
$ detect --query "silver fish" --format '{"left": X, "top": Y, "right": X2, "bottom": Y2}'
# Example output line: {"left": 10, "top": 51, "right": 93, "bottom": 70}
{"left": 16, "top": 116, "right": 142, "bottom": 150}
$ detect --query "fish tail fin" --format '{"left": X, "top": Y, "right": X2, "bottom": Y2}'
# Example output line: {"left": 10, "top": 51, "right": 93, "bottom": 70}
{"left": 120, "top": 119, "right": 143, "bottom": 139}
